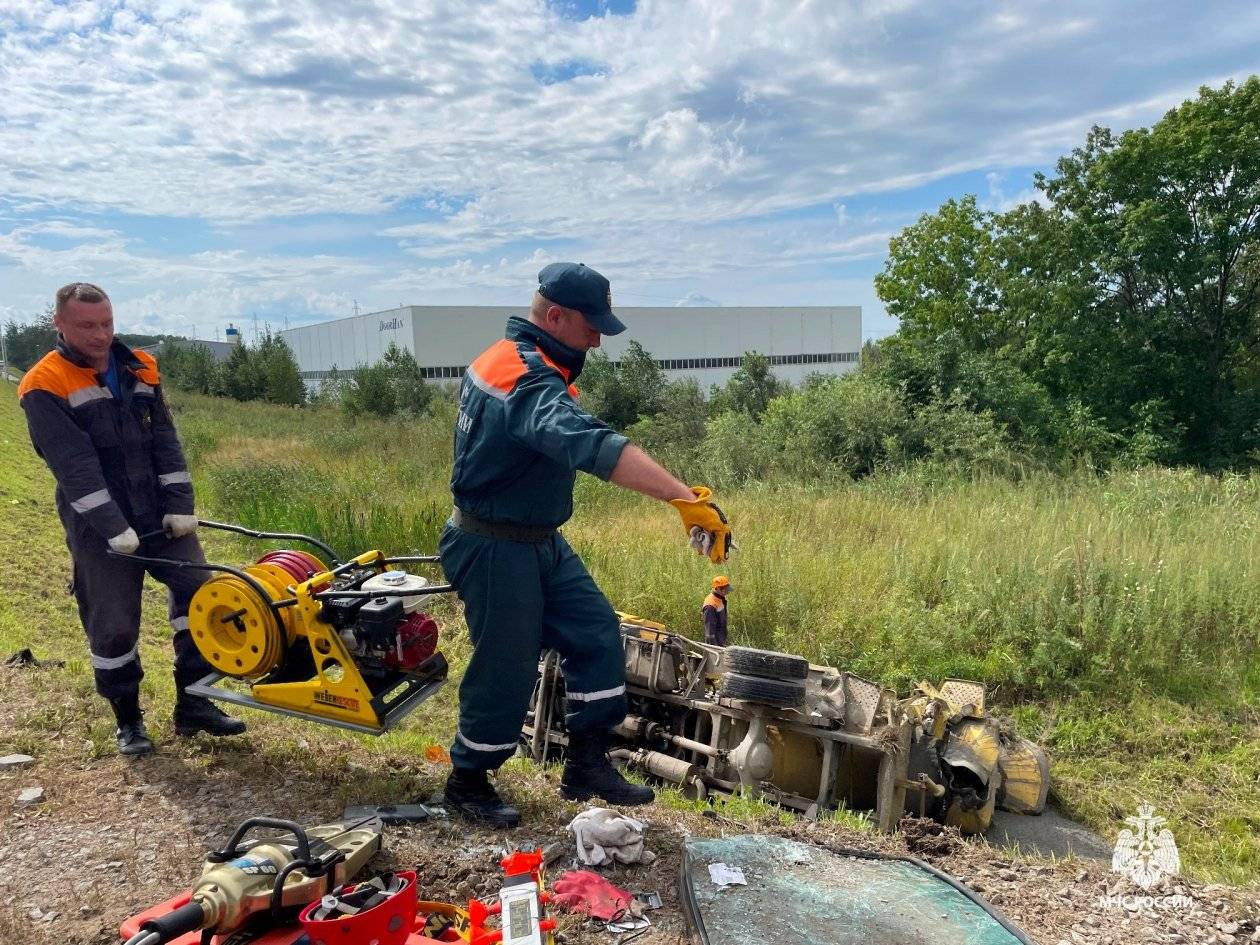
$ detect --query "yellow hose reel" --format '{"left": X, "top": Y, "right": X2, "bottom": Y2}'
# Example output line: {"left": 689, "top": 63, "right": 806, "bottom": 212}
{"left": 190, "top": 565, "right": 296, "bottom": 679}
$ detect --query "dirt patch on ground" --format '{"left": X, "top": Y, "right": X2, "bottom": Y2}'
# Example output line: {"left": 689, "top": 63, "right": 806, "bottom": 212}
{"left": 2, "top": 662, "right": 1257, "bottom": 945}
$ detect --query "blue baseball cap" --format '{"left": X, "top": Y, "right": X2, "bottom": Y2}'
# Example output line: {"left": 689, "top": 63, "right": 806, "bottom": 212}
{"left": 537, "top": 262, "right": 626, "bottom": 335}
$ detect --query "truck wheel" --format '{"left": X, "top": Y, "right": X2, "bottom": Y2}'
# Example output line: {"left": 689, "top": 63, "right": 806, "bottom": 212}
{"left": 724, "top": 646, "right": 809, "bottom": 681}
{"left": 720, "top": 672, "right": 806, "bottom": 708}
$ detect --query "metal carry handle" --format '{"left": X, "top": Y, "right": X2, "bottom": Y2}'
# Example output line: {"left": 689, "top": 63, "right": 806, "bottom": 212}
{"left": 197, "top": 520, "right": 341, "bottom": 565}
{"left": 121, "top": 523, "right": 443, "bottom": 573}
{"left": 310, "top": 584, "right": 454, "bottom": 600}
{"left": 206, "top": 817, "right": 312, "bottom": 864}
{"left": 103, "top": 550, "right": 295, "bottom": 647}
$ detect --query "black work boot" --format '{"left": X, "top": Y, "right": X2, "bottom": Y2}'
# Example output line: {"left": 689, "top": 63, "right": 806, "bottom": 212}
{"left": 173, "top": 694, "right": 247, "bottom": 737}
{"left": 443, "top": 768, "right": 521, "bottom": 828}
{"left": 109, "top": 695, "right": 154, "bottom": 757}
{"left": 561, "top": 733, "right": 655, "bottom": 806}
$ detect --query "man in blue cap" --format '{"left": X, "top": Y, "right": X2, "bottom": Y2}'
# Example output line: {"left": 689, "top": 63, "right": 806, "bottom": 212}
{"left": 439, "top": 262, "right": 733, "bottom": 827}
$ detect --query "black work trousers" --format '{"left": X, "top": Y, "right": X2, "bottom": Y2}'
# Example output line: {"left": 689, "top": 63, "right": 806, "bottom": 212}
{"left": 59, "top": 506, "right": 213, "bottom": 700}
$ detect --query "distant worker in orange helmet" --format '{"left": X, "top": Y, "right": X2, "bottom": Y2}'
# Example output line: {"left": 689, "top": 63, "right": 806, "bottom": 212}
{"left": 702, "top": 576, "right": 732, "bottom": 647}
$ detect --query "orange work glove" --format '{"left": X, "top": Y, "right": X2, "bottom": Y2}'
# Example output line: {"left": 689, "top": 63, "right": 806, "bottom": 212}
{"left": 669, "top": 486, "right": 733, "bottom": 564}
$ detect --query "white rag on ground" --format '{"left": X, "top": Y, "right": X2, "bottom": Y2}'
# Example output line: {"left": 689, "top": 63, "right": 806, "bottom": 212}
{"left": 568, "top": 808, "right": 657, "bottom": 866}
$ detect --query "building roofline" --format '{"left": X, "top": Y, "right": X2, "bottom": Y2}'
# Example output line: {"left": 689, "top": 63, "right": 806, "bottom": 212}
{"left": 279, "top": 303, "right": 859, "bottom": 335}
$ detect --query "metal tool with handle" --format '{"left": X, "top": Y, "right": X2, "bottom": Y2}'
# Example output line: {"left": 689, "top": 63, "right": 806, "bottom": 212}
{"left": 123, "top": 817, "right": 383, "bottom": 945}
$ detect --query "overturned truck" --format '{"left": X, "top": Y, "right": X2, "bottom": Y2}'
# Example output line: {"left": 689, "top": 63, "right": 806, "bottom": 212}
{"left": 523, "top": 615, "right": 1049, "bottom": 834}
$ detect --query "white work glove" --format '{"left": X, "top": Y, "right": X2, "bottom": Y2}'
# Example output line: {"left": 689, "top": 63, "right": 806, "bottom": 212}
{"left": 108, "top": 528, "right": 140, "bottom": 554}
{"left": 568, "top": 808, "right": 656, "bottom": 866}
{"left": 689, "top": 526, "right": 713, "bottom": 558}
{"left": 162, "top": 514, "right": 198, "bottom": 538}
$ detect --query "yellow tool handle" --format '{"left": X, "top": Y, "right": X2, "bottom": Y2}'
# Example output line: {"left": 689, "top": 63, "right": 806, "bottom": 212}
{"left": 301, "top": 550, "right": 386, "bottom": 593}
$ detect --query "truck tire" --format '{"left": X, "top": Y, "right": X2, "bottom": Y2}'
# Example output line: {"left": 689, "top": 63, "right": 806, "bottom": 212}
{"left": 724, "top": 646, "right": 810, "bottom": 681}
{"left": 720, "top": 672, "right": 806, "bottom": 708}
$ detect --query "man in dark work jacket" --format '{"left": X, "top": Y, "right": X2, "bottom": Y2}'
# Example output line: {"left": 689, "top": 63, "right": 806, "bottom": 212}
{"left": 18, "top": 282, "right": 245, "bottom": 756}
{"left": 440, "top": 262, "right": 734, "bottom": 827}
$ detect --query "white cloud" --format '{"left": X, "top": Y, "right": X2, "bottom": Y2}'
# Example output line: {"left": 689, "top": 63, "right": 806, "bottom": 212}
{"left": 0, "top": 217, "right": 379, "bottom": 332}
{"left": 675, "top": 291, "right": 721, "bottom": 306}
{"left": 634, "top": 108, "right": 744, "bottom": 187}
{"left": 981, "top": 172, "right": 1049, "bottom": 212}
{"left": 0, "top": 0, "right": 1255, "bottom": 328}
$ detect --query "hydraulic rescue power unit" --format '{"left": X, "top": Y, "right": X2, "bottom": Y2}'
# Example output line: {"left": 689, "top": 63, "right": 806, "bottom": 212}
{"left": 121, "top": 521, "right": 451, "bottom": 734}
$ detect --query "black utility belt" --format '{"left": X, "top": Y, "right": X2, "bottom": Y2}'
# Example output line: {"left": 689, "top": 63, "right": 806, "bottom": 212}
{"left": 451, "top": 509, "right": 557, "bottom": 543}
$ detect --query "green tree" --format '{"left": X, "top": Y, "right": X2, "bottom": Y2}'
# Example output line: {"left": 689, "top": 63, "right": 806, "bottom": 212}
{"left": 875, "top": 196, "right": 1001, "bottom": 349}
{"left": 256, "top": 332, "right": 306, "bottom": 406}
{"left": 615, "top": 341, "right": 665, "bottom": 427}
{"left": 340, "top": 344, "right": 433, "bottom": 419}
{"left": 876, "top": 78, "right": 1260, "bottom": 468}
{"left": 1038, "top": 77, "right": 1260, "bottom": 462}
{"left": 163, "top": 342, "right": 220, "bottom": 395}
{"left": 3, "top": 306, "right": 57, "bottom": 370}
{"left": 343, "top": 362, "right": 396, "bottom": 418}
{"left": 220, "top": 343, "right": 264, "bottom": 401}
{"left": 310, "top": 365, "right": 348, "bottom": 407}
{"left": 625, "top": 378, "right": 708, "bottom": 470}
{"left": 710, "top": 351, "right": 787, "bottom": 418}
{"left": 576, "top": 341, "right": 665, "bottom": 430}
{"left": 380, "top": 342, "right": 431, "bottom": 415}
{"left": 760, "top": 373, "right": 913, "bottom": 478}
{"left": 873, "top": 333, "right": 1061, "bottom": 458}
{"left": 577, "top": 351, "right": 619, "bottom": 421}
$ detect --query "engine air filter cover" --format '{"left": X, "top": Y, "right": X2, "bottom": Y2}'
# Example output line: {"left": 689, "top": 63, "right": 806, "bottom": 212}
{"left": 362, "top": 570, "right": 429, "bottom": 613}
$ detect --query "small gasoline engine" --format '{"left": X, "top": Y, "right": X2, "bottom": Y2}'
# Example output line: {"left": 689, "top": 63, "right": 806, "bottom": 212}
{"left": 121, "top": 521, "right": 450, "bottom": 734}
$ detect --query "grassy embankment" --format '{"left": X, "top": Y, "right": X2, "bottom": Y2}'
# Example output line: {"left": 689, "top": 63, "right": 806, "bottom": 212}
{"left": 1, "top": 387, "right": 1257, "bottom": 882}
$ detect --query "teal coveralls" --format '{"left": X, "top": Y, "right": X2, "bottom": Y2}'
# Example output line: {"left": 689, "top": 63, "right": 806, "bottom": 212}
{"left": 442, "top": 317, "right": 630, "bottom": 770}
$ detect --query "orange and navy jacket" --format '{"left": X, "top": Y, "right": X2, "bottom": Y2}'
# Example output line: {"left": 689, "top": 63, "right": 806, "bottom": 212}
{"left": 451, "top": 317, "right": 628, "bottom": 529}
{"left": 702, "top": 592, "right": 727, "bottom": 639}
{"left": 18, "top": 338, "right": 194, "bottom": 540}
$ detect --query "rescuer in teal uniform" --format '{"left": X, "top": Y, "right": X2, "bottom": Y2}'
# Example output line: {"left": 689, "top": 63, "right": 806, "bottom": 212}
{"left": 440, "top": 262, "right": 733, "bottom": 827}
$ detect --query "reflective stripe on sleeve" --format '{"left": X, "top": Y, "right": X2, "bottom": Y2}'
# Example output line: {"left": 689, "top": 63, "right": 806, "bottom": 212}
{"left": 90, "top": 643, "right": 139, "bottom": 671}
{"left": 171, "top": 616, "right": 190, "bottom": 631}
{"left": 70, "top": 488, "right": 112, "bottom": 513}
{"left": 565, "top": 684, "right": 626, "bottom": 703}
{"left": 466, "top": 367, "right": 508, "bottom": 401}
{"left": 455, "top": 728, "right": 519, "bottom": 753}
{"left": 159, "top": 471, "right": 192, "bottom": 486}
{"left": 133, "top": 382, "right": 155, "bottom": 395}
{"left": 67, "top": 386, "right": 113, "bottom": 408}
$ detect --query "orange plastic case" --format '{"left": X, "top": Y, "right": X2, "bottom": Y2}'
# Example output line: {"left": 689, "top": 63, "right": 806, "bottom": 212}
{"left": 120, "top": 890, "right": 457, "bottom": 945}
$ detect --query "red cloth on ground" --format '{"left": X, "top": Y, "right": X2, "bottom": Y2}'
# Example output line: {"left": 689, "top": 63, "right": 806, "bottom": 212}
{"left": 550, "top": 870, "right": 632, "bottom": 922}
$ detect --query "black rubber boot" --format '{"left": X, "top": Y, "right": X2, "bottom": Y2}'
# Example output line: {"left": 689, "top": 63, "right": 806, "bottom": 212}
{"left": 173, "top": 694, "right": 247, "bottom": 737}
{"left": 443, "top": 768, "right": 521, "bottom": 828}
{"left": 561, "top": 733, "right": 655, "bottom": 806}
{"left": 109, "top": 695, "right": 154, "bottom": 757}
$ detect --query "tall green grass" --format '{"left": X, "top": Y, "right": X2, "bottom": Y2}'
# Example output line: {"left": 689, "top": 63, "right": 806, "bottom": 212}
{"left": 176, "top": 395, "right": 454, "bottom": 558}
{"left": 175, "top": 393, "right": 1260, "bottom": 701}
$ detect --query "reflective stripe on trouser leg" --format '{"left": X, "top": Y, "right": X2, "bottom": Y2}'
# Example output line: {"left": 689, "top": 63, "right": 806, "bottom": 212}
{"left": 440, "top": 524, "right": 547, "bottom": 770}
{"left": 541, "top": 536, "right": 629, "bottom": 736}
{"left": 64, "top": 519, "right": 147, "bottom": 700}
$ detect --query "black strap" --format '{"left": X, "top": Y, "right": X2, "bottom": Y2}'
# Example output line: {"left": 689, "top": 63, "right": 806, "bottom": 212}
{"left": 452, "top": 509, "right": 556, "bottom": 543}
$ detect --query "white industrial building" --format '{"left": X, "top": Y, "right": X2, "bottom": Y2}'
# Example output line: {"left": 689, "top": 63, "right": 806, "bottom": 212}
{"left": 281, "top": 305, "right": 861, "bottom": 389}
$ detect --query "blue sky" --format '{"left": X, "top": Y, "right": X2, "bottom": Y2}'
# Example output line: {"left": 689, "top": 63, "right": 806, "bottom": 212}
{"left": 2, "top": 0, "right": 1258, "bottom": 343}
